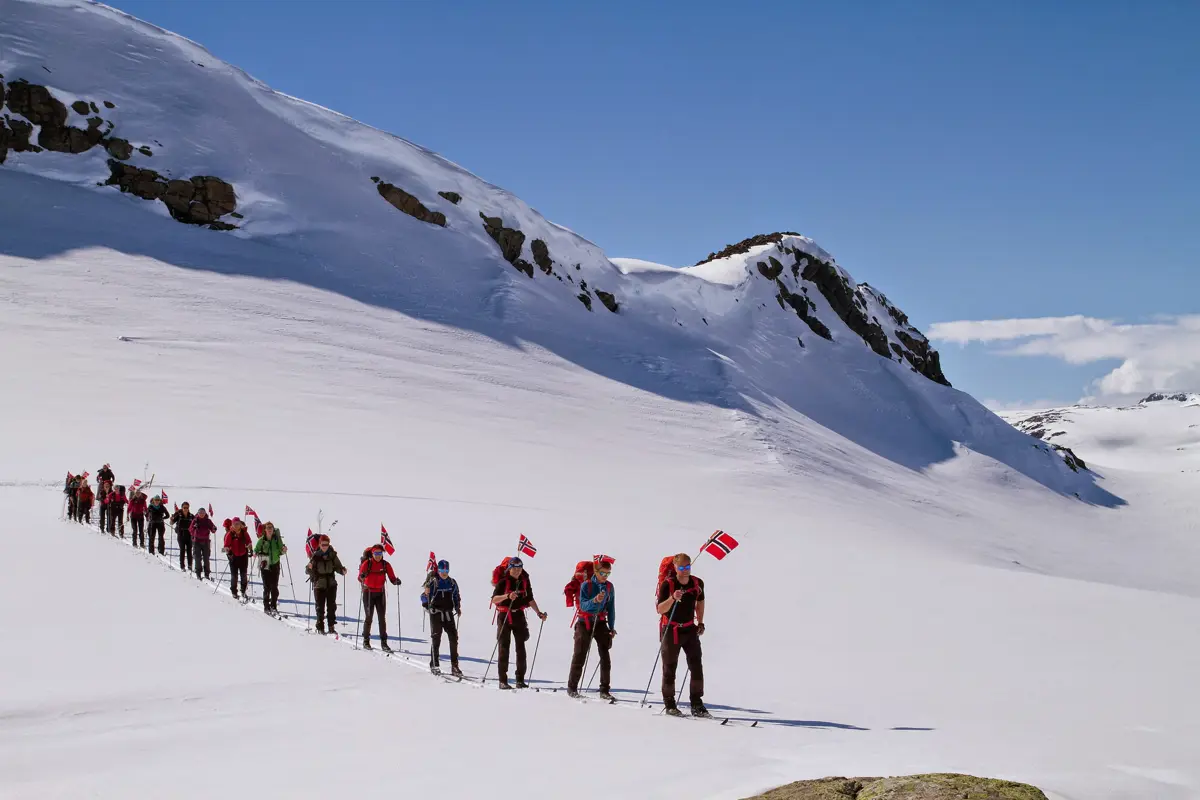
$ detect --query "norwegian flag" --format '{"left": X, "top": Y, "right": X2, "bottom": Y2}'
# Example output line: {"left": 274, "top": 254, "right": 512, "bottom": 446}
{"left": 426, "top": 551, "right": 437, "bottom": 572}
{"left": 380, "top": 524, "right": 395, "bottom": 556}
{"left": 517, "top": 534, "right": 537, "bottom": 558}
{"left": 130, "top": 479, "right": 142, "bottom": 491}
{"left": 67, "top": 472, "right": 74, "bottom": 481}
{"left": 702, "top": 530, "right": 740, "bottom": 561}
{"left": 160, "top": 490, "right": 168, "bottom": 504}
{"left": 592, "top": 553, "right": 615, "bottom": 565}
{"left": 305, "top": 528, "right": 320, "bottom": 558}
{"left": 207, "top": 503, "right": 214, "bottom": 516}
{"left": 244, "top": 505, "right": 259, "bottom": 519}
{"left": 81, "top": 471, "right": 90, "bottom": 480}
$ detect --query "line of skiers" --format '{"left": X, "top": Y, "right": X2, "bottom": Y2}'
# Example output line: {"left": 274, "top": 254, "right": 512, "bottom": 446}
{"left": 63, "top": 467, "right": 710, "bottom": 717}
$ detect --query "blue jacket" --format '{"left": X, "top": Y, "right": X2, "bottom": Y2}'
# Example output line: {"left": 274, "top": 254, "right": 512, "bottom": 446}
{"left": 578, "top": 576, "right": 615, "bottom": 630}
{"left": 422, "top": 575, "right": 461, "bottom": 613}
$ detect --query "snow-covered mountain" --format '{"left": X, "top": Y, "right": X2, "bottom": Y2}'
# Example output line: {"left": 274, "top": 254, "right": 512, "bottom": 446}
{"left": 2, "top": 3, "right": 1199, "bottom": 799}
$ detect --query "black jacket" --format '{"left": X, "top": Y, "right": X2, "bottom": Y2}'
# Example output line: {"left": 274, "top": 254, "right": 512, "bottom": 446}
{"left": 171, "top": 509, "right": 194, "bottom": 536}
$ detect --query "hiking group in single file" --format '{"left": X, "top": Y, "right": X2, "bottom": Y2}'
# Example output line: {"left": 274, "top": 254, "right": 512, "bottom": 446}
{"left": 62, "top": 465, "right": 740, "bottom": 718}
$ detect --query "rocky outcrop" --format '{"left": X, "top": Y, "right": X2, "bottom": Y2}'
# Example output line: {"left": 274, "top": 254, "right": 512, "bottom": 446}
{"left": 531, "top": 238, "right": 554, "bottom": 275}
{"left": 757, "top": 256, "right": 785, "bottom": 280}
{"left": 697, "top": 231, "right": 802, "bottom": 266}
{"left": 595, "top": 290, "right": 619, "bottom": 313}
{"left": 105, "top": 137, "right": 133, "bottom": 161}
{"left": 745, "top": 773, "right": 1047, "bottom": 800}
{"left": 800, "top": 254, "right": 892, "bottom": 361}
{"left": 374, "top": 179, "right": 447, "bottom": 227}
{"left": 894, "top": 330, "right": 949, "bottom": 387}
{"left": 5, "top": 78, "right": 109, "bottom": 155}
{"left": 577, "top": 292, "right": 592, "bottom": 311}
{"left": 1141, "top": 392, "right": 1193, "bottom": 403}
{"left": 1052, "top": 444, "right": 1086, "bottom": 472}
{"left": 438, "top": 190, "right": 462, "bottom": 205}
{"left": 775, "top": 279, "right": 832, "bottom": 340}
{"left": 105, "top": 160, "right": 238, "bottom": 230}
{"left": 480, "top": 212, "right": 533, "bottom": 277}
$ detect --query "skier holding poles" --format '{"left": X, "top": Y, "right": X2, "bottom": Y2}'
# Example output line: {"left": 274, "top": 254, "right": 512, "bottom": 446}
{"left": 254, "top": 521, "right": 287, "bottom": 615}
{"left": 146, "top": 495, "right": 169, "bottom": 555}
{"left": 357, "top": 544, "right": 400, "bottom": 651}
{"left": 306, "top": 535, "right": 346, "bottom": 635}
{"left": 490, "top": 556, "right": 547, "bottom": 690}
{"left": 652, "top": 553, "right": 707, "bottom": 717}
{"left": 421, "top": 559, "right": 462, "bottom": 676}
{"left": 566, "top": 556, "right": 616, "bottom": 701}
{"left": 222, "top": 518, "right": 253, "bottom": 599}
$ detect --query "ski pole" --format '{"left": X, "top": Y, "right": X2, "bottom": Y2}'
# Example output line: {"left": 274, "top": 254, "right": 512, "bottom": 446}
{"left": 394, "top": 581, "right": 402, "bottom": 654}
{"left": 482, "top": 631, "right": 500, "bottom": 684}
{"left": 212, "top": 552, "right": 230, "bottom": 595}
{"left": 640, "top": 602, "right": 678, "bottom": 708}
{"left": 676, "top": 667, "right": 689, "bottom": 706}
{"left": 586, "top": 657, "right": 601, "bottom": 692}
{"left": 527, "top": 615, "right": 546, "bottom": 683}
{"left": 354, "top": 584, "right": 363, "bottom": 650}
{"left": 307, "top": 578, "right": 315, "bottom": 633}
{"left": 283, "top": 548, "right": 298, "bottom": 611}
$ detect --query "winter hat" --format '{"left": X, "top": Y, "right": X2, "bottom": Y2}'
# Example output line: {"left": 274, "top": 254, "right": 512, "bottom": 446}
{"left": 223, "top": 518, "right": 233, "bottom": 530}
{"left": 508, "top": 557, "right": 524, "bottom": 569}
{"left": 196, "top": 507, "right": 207, "bottom": 516}
{"left": 437, "top": 559, "right": 450, "bottom": 572}
{"left": 371, "top": 544, "right": 384, "bottom": 553}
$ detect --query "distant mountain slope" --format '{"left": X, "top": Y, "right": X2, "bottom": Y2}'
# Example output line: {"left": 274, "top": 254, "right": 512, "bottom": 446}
{"left": 0, "top": 0, "right": 1105, "bottom": 502}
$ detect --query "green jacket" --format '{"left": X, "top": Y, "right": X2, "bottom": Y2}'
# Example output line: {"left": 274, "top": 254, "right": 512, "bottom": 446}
{"left": 254, "top": 534, "right": 286, "bottom": 566}
{"left": 306, "top": 547, "right": 346, "bottom": 589}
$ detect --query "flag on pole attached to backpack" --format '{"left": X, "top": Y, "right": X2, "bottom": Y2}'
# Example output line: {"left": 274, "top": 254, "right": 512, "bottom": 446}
{"left": 701, "top": 530, "right": 739, "bottom": 561}
{"left": 592, "top": 553, "right": 615, "bottom": 565}
{"left": 305, "top": 528, "right": 320, "bottom": 558}
{"left": 427, "top": 551, "right": 437, "bottom": 572}
{"left": 517, "top": 534, "right": 537, "bottom": 558}
{"left": 130, "top": 479, "right": 141, "bottom": 492}
{"left": 160, "top": 490, "right": 168, "bottom": 504}
{"left": 244, "top": 505, "right": 258, "bottom": 519}
{"left": 380, "top": 524, "right": 395, "bottom": 556}
{"left": 208, "top": 503, "right": 214, "bottom": 516}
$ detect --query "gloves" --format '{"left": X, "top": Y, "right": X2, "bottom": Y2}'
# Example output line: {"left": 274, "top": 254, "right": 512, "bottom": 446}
{"left": 697, "top": 623, "right": 706, "bottom": 636}
{"left": 390, "top": 578, "right": 401, "bottom": 586}
{"left": 538, "top": 612, "right": 548, "bottom": 622}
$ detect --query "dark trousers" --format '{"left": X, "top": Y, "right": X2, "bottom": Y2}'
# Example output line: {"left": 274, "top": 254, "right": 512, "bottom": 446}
{"left": 430, "top": 609, "right": 459, "bottom": 668}
{"left": 148, "top": 519, "right": 165, "bottom": 554}
{"left": 192, "top": 540, "right": 211, "bottom": 578}
{"left": 567, "top": 619, "right": 612, "bottom": 693}
{"left": 177, "top": 532, "right": 193, "bottom": 570}
{"left": 496, "top": 610, "right": 530, "bottom": 683}
{"left": 261, "top": 563, "right": 281, "bottom": 610}
{"left": 229, "top": 554, "right": 249, "bottom": 596}
{"left": 79, "top": 501, "right": 92, "bottom": 524}
{"left": 362, "top": 590, "right": 387, "bottom": 645}
{"left": 66, "top": 494, "right": 77, "bottom": 519}
{"left": 314, "top": 583, "right": 338, "bottom": 631}
{"left": 98, "top": 503, "right": 108, "bottom": 531}
{"left": 108, "top": 507, "right": 125, "bottom": 536}
{"left": 661, "top": 625, "right": 704, "bottom": 708}
{"left": 130, "top": 514, "right": 145, "bottom": 547}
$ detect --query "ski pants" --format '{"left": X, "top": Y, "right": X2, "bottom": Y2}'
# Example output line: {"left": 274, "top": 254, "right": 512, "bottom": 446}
{"left": 108, "top": 507, "right": 125, "bottom": 537}
{"left": 314, "top": 583, "right": 338, "bottom": 631}
{"left": 79, "top": 501, "right": 92, "bottom": 524}
{"left": 361, "top": 589, "right": 387, "bottom": 646}
{"left": 496, "top": 610, "right": 530, "bottom": 683}
{"left": 98, "top": 503, "right": 108, "bottom": 532}
{"left": 66, "top": 494, "right": 76, "bottom": 519}
{"left": 147, "top": 519, "right": 165, "bottom": 554}
{"left": 130, "top": 514, "right": 145, "bottom": 547}
{"left": 261, "top": 563, "right": 281, "bottom": 610}
{"left": 228, "top": 554, "right": 249, "bottom": 596}
{"left": 661, "top": 625, "right": 704, "bottom": 708}
{"left": 568, "top": 618, "right": 612, "bottom": 693}
{"left": 429, "top": 609, "right": 459, "bottom": 668}
{"left": 192, "top": 540, "right": 211, "bottom": 578}
{"left": 177, "top": 531, "right": 193, "bottom": 571}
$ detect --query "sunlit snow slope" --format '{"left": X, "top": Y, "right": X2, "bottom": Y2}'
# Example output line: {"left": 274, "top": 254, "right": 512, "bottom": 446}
{"left": 2, "top": 2, "right": 1199, "bottom": 799}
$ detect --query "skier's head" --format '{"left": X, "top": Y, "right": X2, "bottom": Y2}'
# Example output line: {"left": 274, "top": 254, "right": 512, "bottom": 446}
{"left": 672, "top": 553, "right": 691, "bottom": 577}
{"left": 437, "top": 559, "right": 450, "bottom": 574}
{"left": 319, "top": 535, "right": 331, "bottom": 550}
{"left": 596, "top": 559, "right": 614, "bottom": 580}
{"left": 262, "top": 522, "right": 276, "bottom": 537}
{"left": 371, "top": 544, "right": 384, "bottom": 559}
{"left": 196, "top": 507, "right": 207, "bottom": 518}
{"left": 180, "top": 502, "right": 190, "bottom": 511}
{"left": 508, "top": 557, "right": 524, "bottom": 575}
{"left": 151, "top": 495, "right": 161, "bottom": 505}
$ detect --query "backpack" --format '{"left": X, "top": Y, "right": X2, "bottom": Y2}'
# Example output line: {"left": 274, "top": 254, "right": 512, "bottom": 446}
{"left": 564, "top": 560, "right": 594, "bottom": 608}
{"left": 657, "top": 556, "right": 675, "bottom": 598}
{"left": 490, "top": 556, "right": 513, "bottom": 587}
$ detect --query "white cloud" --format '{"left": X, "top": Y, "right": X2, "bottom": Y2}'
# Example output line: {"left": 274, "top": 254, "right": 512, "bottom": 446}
{"left": 929, "top": 315, "right": 1200, "bottom": 403}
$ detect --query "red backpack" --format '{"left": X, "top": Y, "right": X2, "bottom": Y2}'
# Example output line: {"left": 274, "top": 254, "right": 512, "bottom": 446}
{"left": 656, "top": 556, "right": 675, "bottom": 598}
{"left": 491, "top": 556, "right": 513, "bottom": 587}
{"left": 563, "top": 560, "right": 594, "bottom": 608}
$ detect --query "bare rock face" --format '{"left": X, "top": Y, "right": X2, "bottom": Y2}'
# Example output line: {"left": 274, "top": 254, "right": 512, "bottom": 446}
{"left": 71, "top": 100, "right": 90, "bottom": 115}
{"left": 375, "top": 180, "right": 447, "bottom": 227}
{"left": 105, "top": 137, "right": 134, "bottom": 160}
{"left": 105, "top": 160, "right": 238, "bottom": 230}
{"left": 531, "top": 238, "right": 554, "bottom": 275}
{"left": 480, "top": 212, "right": 533, "bottom": 277}
{"left": 437, "top": 190, "right": 462, "bottom": 205}
{"left": 799, "top": 254, "right": 892, "bottom": 360}
{"left": 595, "top": 290, "right": 619, "bottom": 313}
{"left": 745, "top": 773, "right": 1048, "bottom": 800}
{"left": 697, "top": 231, "right": 802, "bottom": 266}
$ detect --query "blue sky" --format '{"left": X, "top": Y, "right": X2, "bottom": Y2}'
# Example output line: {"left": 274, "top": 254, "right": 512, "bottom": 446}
{"left": 108, "top": 0, "right": 1199, "bottom": 407}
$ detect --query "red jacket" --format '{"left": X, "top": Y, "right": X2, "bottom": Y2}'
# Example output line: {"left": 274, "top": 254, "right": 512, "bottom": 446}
{"left": 107, "top": 492, "right": 128, "bottom": 509}
{"left": 224, "top": 529, "right": 253, "bottom": 557}
{"left": 359, "top": 558, "right": 397, "bottom": 592}
{"left": 128, "top": 495, "right": 147, "bottom": 517}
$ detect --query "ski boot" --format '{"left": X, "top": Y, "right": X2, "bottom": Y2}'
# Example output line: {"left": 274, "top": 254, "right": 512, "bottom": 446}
{"left": 664, "top": 706, "right": 683, "bottom": 718}
{"left": 567, "top": 689, "right": 582, "bottom": 699}
{"left": 514, "top": 680, "right": 529, "bottom": 689}
{"left": 315, "top": 624, "right": 326, "bottom": 635}
{"left": 430, "top": 664, "right": 441, "bottom": 675}
{"left": 498, "top": 680, "right": 513, "bottom": 690}
{"left": 362, "top": 640, "right": 373, "bottom": 651}
{"left": 451, "top": 665, "right": 463, "bottom": 678}
{"left": 598, "top": 691, "right": 616, "bottom": 702}
{"left": 380, "top": 642, "right": 393, "bottom": 654}
{"left": 690, "top": 703, "right": 712, "bottom": 719}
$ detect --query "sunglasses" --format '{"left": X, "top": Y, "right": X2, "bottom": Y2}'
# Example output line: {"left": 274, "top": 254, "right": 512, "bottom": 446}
{"left": 676, "top": 564, "right": 691, "bottom": 572}
{"left": 438, "top": 568, "right": 449, "bottom": 573}
{"left": 596, "top": 571, "right": 611, "bottom": 578}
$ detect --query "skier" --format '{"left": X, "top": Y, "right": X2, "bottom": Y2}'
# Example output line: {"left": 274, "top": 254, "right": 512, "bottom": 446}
{"left": 656, "top": 553, "right": 708, "bottom": 718}
{"left": 567, "top": 557, "right": 616, "bottom": 700}
{"left": 306, "top": 535, "right": 346, "bottom": 635}
{"left": 189, "top": 507, "right": 216, "bottom": 580}
{"left": 358, "top": 544, "right": 400, "bottom": 651}
{"left": 128, "top": 490, "right": 147, "bottom": 549}
{"left": 76, "top": 480, "right": 94, "bottom": 524}
{"left": 171, "top": 502, "right": 195, "bottom": 572}
{"left": 490, "top": 557, "right": 548, "bottom": 689}
{"left": 63, "top": 474, "right": 79, "bottom": 520}
{"left": 222, "top": 517, "right": 253, "bottom": 599}
{"left": 147, "top": 495, "right": 170, "bottom": 555}
{"left": 107, "top": 484, "right": 128, "bottom": 538}
{"left": 422, "top": 559, "right": 462, "bottom": 676}
{"left": 253, "top": 521, "right": 287, "bottom": 614}
{"left": 96, "top": 463, "right": 114, "bottom": 487}
{"left": 97, "top": 480, "right": 112, "bottom": 533}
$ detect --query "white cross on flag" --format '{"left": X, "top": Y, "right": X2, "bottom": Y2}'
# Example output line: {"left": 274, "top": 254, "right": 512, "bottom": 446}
{"left": 517, "top": 534, "right": 537, "bottom": 558}
{"left": 702, "top": 530, "right": 739, "bottom": 561}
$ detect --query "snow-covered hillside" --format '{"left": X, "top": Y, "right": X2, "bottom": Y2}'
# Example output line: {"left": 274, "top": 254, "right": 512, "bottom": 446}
{"left": 2, "top": 2, "right": 1199, "bottom": 799}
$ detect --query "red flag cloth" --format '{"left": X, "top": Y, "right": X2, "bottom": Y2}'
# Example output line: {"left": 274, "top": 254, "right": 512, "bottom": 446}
{"left": 244, "top": 505, "right": 258, "bottom": 518}
{"left": 81, "top": 471, "right": 90, "bottom": 480}
{"left": 426, "top": 551, "right": 437, "bottom": 572}
{"left": 702, "top": 530, "right": 739, "bottom": 561}
{"left": 208, "top": 503, "right": 214, "bottom": 516}
{"left": 517, "top": 534, "right": 537, "bottom": 558}
{"left": 592, "top": 553, "right": 615, "bottom": 565}
{"left": 305, "top": 529, "right": 320, "bottom": 558}
{"left": 380, "top": 526, "right": 395, "bottom": 556}
{"left": 130, "top": 479, "right": 142, "bottom": 490}
{"left": 160, "top": 490, "right": 169, "bottom": 504}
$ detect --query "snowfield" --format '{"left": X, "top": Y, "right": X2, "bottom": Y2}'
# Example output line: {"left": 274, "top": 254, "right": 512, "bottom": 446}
{"left": 1, "top": 2, "right": 1199, "bottom": 799}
